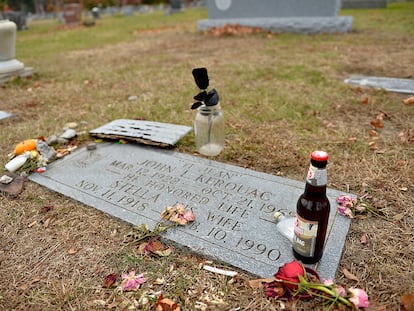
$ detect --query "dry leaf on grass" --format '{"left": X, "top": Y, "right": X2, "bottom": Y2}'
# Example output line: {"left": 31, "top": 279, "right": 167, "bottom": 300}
{"left": 360, "top": 234, "right": 368, "bottom": 244}
{"left": 19, "top": 276, "right": 41, "bottom": 290}
{"left": 401, "top": 293, "right": 414, "bottom": 311}
{"left": 370, "top": 119, "right": 384, "bottom": 128}
{"left": 248, "top": 277, "right": 276, "bottom": 289}
{"left": 402, "top": 97, "right": 414, "bottom": 105}
{"left": 43, "top": 218, "right": 51, "bottom": 228}
{"left": 206, "top": 23, "right": 267, "bottom": 37}
{"left": 40, "top": 205, "right": 54, "bottom": 213}
{"left": 342, "top": 268, "right": 359, "bottom": 281}
{"left": 155, "top": 295, "right": 180, "bottom": 311}
{"left": 369, "top": 130, "right": 379, "bottom": 137}
{"left": 102, "top": 274, "right": 118, "bottom": 288}
{"left": 68, "top": 248, "right": 77, "bottom": 255}
{"left": 136, "top": 237, "right": 173, "bottom": 257}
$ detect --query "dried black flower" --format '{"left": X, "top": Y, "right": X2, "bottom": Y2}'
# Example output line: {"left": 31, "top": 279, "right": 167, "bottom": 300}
{"left": 192, "top": 68, "right": 209, "bottom": 90}
{"left": 191, "top": 68, "right": 219, "bottom": 109}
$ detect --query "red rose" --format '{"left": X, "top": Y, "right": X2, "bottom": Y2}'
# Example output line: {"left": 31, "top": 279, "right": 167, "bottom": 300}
{"left": 274, "top": 260, "right": 305, "bottom": 290}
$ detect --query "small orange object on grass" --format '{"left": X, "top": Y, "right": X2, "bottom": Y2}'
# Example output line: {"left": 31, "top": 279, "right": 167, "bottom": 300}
{"left": 14, "top": 139, "right": 37, "bottom": 155}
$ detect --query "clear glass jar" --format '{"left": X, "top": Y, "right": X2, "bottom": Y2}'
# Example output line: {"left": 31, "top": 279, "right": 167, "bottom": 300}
{"left": 194, "top": 104, "right": 224, "bottom": 156}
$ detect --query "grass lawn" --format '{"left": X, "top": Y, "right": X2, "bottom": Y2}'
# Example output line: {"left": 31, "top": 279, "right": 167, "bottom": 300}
{"left": 1, "top": 2, "right": 413, "bottom": 310}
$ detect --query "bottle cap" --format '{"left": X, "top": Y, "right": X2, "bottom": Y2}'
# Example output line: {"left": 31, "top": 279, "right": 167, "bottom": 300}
{"left": 311, "top": 150, "right": 329, "bottom": 162}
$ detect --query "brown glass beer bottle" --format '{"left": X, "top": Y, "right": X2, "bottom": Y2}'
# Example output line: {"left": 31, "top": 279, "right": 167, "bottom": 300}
{"left": 292, "top": 150, "right": 330, "bottom": 264}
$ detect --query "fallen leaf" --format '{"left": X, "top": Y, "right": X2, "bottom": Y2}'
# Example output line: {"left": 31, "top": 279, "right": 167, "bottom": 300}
{"left": 154, "top": 247, "right": 173, "bottom": 257}
{"left": 370, "top": 119, "right": 384, "bottom": 128}
{"left": 376, "top": 112, "right": 385, "bottom": 120}
{"left": 40, "top": 205, "right": 54, "bottom": 213}
{"left": 401, "top": 293, "right": 414, "bottom": 311}
{"left": 68, "top": 248, "right": 77, "bottom": 255}
{"left": 19, "top": 276, "right": 41, "bottom": 290}
{"left": 137, "top": 237, "right": 173, "bottom": 257}
{"left": 402, "top": 96, "right": 414, "bottom": 105}
{"left": 206, "top": 24, "right": 266, "bottom": 37}
{"left": 342, "top": 268, "right": 359, "bottom": 281}
{"left": 102, "top": 274, "right": 118, "bottom": 288}
{"left": 43, "top": 218, "right": 51, "bottom": 228}
{"left": 369, "top": 141, "right": 377, "bottom": 149}
{"left": 360, "top": 234, "right": 368, "bottom": 245}
{"left": 369, "top": 130, "right": 379, "bottom": 137}
{"left": 248, "top": 277, "right": 276, "bottom": 289}
{"left": 155, "top": 295, "right": 180, "bottom": 311}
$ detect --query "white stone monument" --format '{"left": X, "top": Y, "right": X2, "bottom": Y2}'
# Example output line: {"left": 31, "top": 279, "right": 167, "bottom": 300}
{"left": 0, "top": 20, "right": 33, "bottom": 84}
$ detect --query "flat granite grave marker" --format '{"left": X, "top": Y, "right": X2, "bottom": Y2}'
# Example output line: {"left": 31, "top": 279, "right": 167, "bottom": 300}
{"left": 345, "top": 75, "right": 414, "bottom": 94}
{"left": 198, "top": 0, "right": 353, "bottom": 34}
{"left": 29, "top": 143, "right": 351, "bottom": 280}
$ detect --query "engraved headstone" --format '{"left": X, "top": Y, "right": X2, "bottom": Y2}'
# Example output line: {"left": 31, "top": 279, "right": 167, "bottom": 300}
{"left": 198, "top": 0, "right": 353, "bottom": 34}
{"left": 29, "top": 143, "right": 351, "bottom": 280}
{"left": 63, "top": 3, "right": 83, "bottom": 25}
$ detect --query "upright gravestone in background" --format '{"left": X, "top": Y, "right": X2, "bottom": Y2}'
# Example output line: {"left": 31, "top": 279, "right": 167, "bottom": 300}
{"left": 167, "top": 0, "right": 184, "bottom": 14}
{"left": 1, "top": 11, "right": 28, "bottom": 30}
{"left": 63, "top": 3, "right": 83, "bottom": 25}
{"left": 198, "top": 0, "right": 353, "bottom": 34}
{"left": 0, "top": 20, "right": 25, "bottom": 83}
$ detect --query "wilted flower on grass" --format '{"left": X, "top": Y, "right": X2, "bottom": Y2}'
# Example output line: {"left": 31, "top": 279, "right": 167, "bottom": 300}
{"left": 336, "top": 194, "right": 389, "bottom": 221}
{"left": 274, "top": 260, "right": 305, "bottom": 290}
{"left": 121, "top": 270, "right": 146, "bottom": 291}
{"left": 349, "top": 287, "right": 370, "bottom": 308}
{"left": 261, "top": 260, "right": 369, "bottom": 309}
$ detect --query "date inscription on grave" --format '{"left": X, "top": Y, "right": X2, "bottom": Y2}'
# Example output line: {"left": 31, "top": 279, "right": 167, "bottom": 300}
{"left": 29, "top": 143, "right": 350, "bottom": 279}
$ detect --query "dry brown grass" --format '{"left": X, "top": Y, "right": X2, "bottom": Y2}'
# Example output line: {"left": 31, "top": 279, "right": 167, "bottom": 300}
{"left": 1, "top": 4, "right": 414, "bottom": 310}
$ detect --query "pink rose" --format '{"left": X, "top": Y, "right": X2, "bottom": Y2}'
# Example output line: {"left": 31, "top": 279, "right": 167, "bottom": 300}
{"left": 349, "top": 287, "right": 369, "bottom": 308}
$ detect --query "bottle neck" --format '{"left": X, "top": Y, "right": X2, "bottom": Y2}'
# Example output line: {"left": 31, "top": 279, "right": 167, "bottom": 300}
{"left": 304, "top": 163, "right": 327, "bottom": 196}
